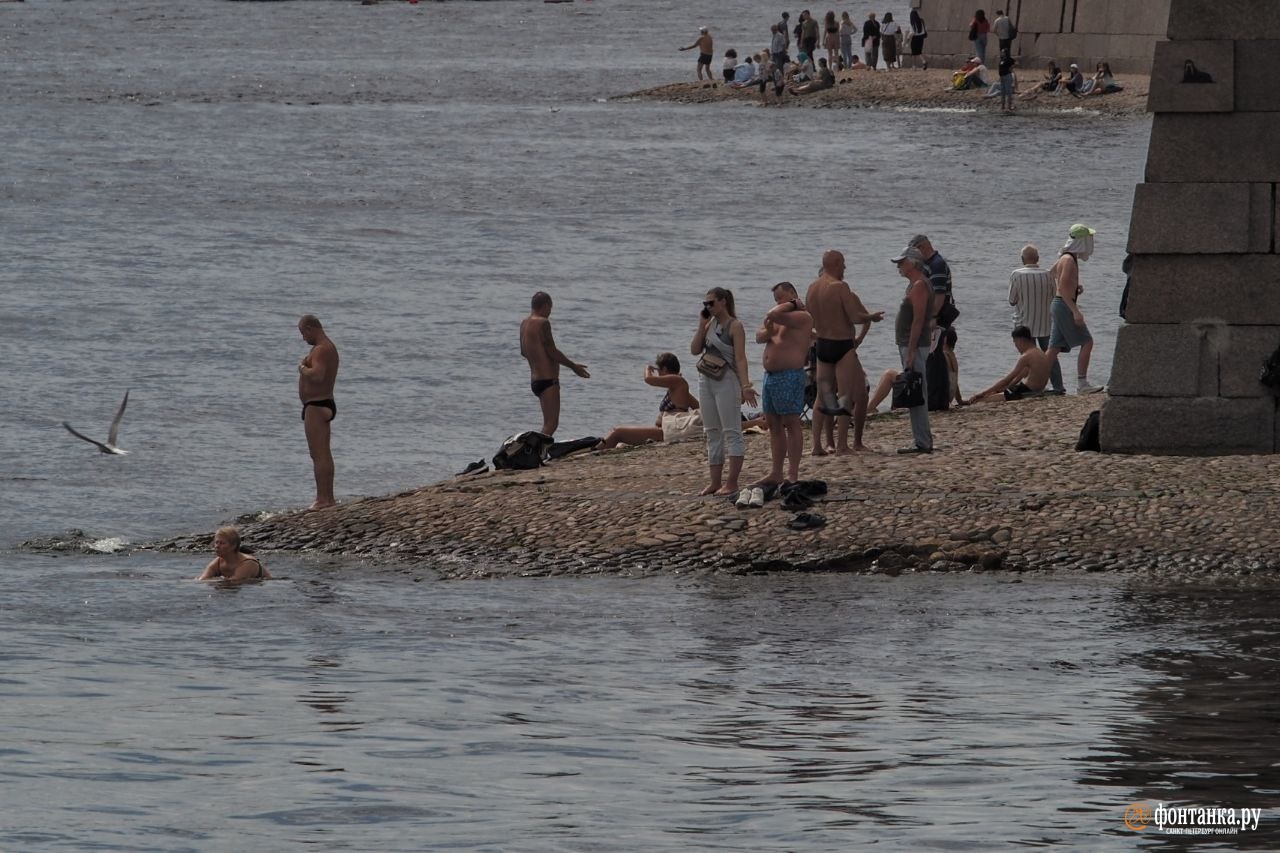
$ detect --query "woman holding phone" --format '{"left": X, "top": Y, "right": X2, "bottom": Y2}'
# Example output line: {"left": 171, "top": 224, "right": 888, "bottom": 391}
{"left": 691, "top": 288, "right": 758, "bottom": 496}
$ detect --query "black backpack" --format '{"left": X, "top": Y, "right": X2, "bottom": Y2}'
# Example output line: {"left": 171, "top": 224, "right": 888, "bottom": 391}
{"left": 492, "top": 431, "right": 553, "bottom": 470}
{"left": 1075, "top": 410, "right": 1101, "bottom": 452}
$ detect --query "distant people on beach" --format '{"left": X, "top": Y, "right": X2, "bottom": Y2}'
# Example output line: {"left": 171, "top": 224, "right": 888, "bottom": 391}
{"left": 880, "top": 12, "right": 901, "bottom": 69}
{"left": 862, "top": 12, "right": 880, "bottom": 68}
{"left": 800, "top": 10, "right": 820, "bottom": 67}
{"left": 967, "top": 326, "right": 1053, "bottom": 403}
{"left": 692, "top": 287, "right": 757, "bottom": 496}
{"left": 952, "top": 56, "right": 988, "bottom": 90}
{"left": 198, "top": 526, "right": 270, "bottom": 582}
{"left": 1008, "top": 243, "right": 1066, "bottom": 394}
{"left": 755, "top": 282, "right": 812, "bottom": 486}
{"left": 1088, "top": 61, "right": 1124, "bottom": 95}
{"left": 1063, "top": 63, "right": 1085, "bottom": 96}
{"left": 722, "top": 48, "right": 738, "bottom": 82}
{"left": 597, "top": 353, "right": 700, "bottom": 449}
{"left": 992, "top": 10, "right": 1016, "bottom": 56}
{"left": 520, "top": 291, "right": 590, "bottom": 437}
{"left": 969, "top": 9, "right": 990, "bottom": 65}
{"left": 790, "top": 57, "right": 834, "bottom": 94}
{"left": 679, "top": 27, "right": 715, "bottom": 83}
{"left": 838, "top": 12, "right": 855, "bottom": 69}
{"left": 298, "top": 314, "right": 339, "bottom": 510}
{"left": 770, "top": 24, "right": 787, "bottom": 71}
{"left": 806, "top": 249, "right": 884, "bottom": 454}
{"left": 907, "top": 233, "right": 957, "bottom": 412}
{"left": 996, "top": 50, "right": 1016, "bottom": 112}
{"left": 823, "top": 11, "right": 840, "bottom": 69}
{"left": 906, "top": 9, "right": 927, "bottom": 69}
{"left": 1020, "top": 61, "right": 1061, "bottom": 100}
{"left": 891, "top": 245, "right": 934, "bottom": 454}
{"left": 1046, "top": 225, "right": 1104, "bottom": 394}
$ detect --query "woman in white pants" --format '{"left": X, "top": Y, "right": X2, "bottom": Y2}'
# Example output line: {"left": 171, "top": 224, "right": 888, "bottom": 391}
{"left": 691, "top": 288, "right": 758, "bottom": 495}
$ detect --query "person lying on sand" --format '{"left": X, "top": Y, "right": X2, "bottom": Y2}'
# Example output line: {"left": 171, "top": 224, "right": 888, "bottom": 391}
{"left": 791, "top": 57, "right": 835, "bottom": 94}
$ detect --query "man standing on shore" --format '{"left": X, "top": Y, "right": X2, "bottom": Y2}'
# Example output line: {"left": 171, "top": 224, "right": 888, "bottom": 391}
{"left": 800, "top": 11, "right": 820, "bottom": 67}
{"left": 679, "top": 27, "right": 715, "bottom": 83}
{"left": 1008, "top": 244, "right": 1065, "bottom": 394}
{"left": 806, "top": 249, "right": 884, "bottom": 454}
{"left": 1047, "top": 224, "right": 1103, "bottom": 394}
{"left": 755, "top": 281, "right": 812, "bottom": 486}
{"left": 993, "top": 10, "right": 1016, "bottom": 56}
{"left": 298, "top": 314, "right": 340, "bottom": 510}
{"left": 521, "top": 291, "right": 590, "bottom": 437}
{"left": 891, "top": 247, "right": 934, "bottom": 454}
{"left": 907, "top": 233, "right": 957, "bottom": 411}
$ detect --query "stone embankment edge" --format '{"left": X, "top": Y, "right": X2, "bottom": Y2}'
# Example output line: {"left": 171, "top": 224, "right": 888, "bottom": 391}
{"left": 143, "top": 396, "right": 1280, "bottom": 582}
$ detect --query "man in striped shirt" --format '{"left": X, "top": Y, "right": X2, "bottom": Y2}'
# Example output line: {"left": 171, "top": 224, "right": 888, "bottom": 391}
{"left": 1007, "top": 244, "right": 1065, "bottom": 394}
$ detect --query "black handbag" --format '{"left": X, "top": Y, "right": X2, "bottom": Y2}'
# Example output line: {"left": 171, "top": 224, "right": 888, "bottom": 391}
{"left": 1260, "top": 344, "right": 1280, "bottom": 393}
{"left": 891, "top": 370, "right": 925, "bottom": 409}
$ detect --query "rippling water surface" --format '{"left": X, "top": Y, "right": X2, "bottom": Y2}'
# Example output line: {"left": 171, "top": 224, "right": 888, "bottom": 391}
{"left": 3, "top": 1, "right": 1276, "bottom": 848}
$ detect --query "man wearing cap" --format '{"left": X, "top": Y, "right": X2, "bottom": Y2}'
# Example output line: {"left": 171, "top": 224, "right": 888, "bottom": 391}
{"left": 891, "top": 246, "right": 934, "bottom": 454}
{"left": 907, "top": 233, "right": 956, "bottom": 411}
{"left": 1046, "top": 224, "right": 1103, "bottom": 394}
{"left": 680, "top": 27, "right": 715, "bottom": 82}
{"left": 1064, "top": 63, "right": 1085, "bottom": 96}
{"left": 1008, "top": 244, "right": 1065, "bottom": 394}
{"left": 805, "top": 249, "right": 884, "bottom": 454}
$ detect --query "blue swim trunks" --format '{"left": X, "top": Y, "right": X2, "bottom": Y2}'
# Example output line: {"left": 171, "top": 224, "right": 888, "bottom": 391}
{"left": 762, "top": 368, "right": 807, "bottom": 416}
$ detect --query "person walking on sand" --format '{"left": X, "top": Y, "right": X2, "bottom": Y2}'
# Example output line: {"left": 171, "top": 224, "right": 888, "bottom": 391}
{"left": 692, "top": 287, "right": 757, "bottom": 496}
{"left": 521, "top": 291, "right": 589, "bottom": 437}
{"left": 1046, "top": 224, "right": 1104, "bottom": 394}
{"left": 891, "top": 246, "right": 934, "bottom": 454}
{"left": 754, "top": 281, "right": 812, "bottom": 487}
{"left": 805, "top": 249, "right": 884, "bottom": 455}
{"left": 906, "top": 9, "right": 927, "bottom": 69}
{"left": 880, "top": 12, "right": 901, "bottom": 69}
{"left": 679, "top": 27, "right": 715, "bottom": 83}
{"left": 298, "top": 314, "right": 339, "bottom": 510}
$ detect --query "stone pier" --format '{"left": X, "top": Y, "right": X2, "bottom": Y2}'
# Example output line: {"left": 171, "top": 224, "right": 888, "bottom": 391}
{"left": 1103, "top": 0, "right": 1280, "bottom": 454}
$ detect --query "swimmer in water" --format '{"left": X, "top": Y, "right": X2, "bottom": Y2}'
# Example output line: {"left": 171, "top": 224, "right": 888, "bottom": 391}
{"left": 197, "top": 526, "right": 271, "bottom": 581}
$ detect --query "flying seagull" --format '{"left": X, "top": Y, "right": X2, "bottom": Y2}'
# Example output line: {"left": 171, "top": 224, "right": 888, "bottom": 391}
{"left": 63, "top": 390, "right": 131, "bottom": 455}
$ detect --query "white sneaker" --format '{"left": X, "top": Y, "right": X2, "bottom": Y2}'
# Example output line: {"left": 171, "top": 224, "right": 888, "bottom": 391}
{"left": 1077, "top": 382, "right": 1105, "bottom": 395}
{"left": 749, "top": 487, "right": 765, "bottom": 508}
{"left": 736, "top": 488, "right": 753, "bottom": 508}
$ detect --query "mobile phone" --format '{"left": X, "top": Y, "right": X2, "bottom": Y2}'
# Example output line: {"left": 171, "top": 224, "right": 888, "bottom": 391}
{"left": 701, "top": 307, "right": 711, "bottom": 319}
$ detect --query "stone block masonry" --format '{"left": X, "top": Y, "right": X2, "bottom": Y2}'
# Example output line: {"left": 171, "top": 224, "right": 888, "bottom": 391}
{"left": 1104, "top": 0, "right": 1280, "bottom": 455}
{"left": 916, "top": 0, "right": 1170, "bottom": 71}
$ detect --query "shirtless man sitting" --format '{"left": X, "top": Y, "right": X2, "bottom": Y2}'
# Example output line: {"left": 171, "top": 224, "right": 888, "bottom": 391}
{"left": 298, "top": 314, "right": 339, "bottom": 510}
{"left": 520, "top": 291, "right": 589, "bottom": 437}
{"left": 966, "top": 325, "right": 1052, "bottom": 403}
{"left": 805, "top": 249, "right": 884, "bottom": 454}
{"left": 754, "top": 281, "right": 813, "bottom": 486}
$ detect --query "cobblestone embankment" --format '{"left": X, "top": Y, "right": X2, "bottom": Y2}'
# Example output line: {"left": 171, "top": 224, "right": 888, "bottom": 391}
{"left": 150, "top": 395, "right": 1280, "bottom": 580}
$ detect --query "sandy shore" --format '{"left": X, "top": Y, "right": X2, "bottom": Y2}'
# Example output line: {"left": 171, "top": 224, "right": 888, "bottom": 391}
{"left": 145, "top": 395, "right": 1280, "bottom": 580}
{"left": 620, "top": 68, "right": 1149, "bottom": 117}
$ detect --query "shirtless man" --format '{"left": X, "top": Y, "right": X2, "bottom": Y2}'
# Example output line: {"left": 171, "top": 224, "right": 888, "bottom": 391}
{"left": 1046, "top": 224, "right": 1103, "bottom": 393}
{"left": 804, "top": 249, "right": 884, "bottom": 454}
{"left": 754, "top": 281, "right": 813, "bottom": 486}
{"left": 520, "top": 291, "right": 589, "bottom": 437}
{"left": 967, "top": 326, "right": 1053, "bottom": 403}
{"left": 298, "top": 314, "right": 339, "bottom": 510}
{"left": 679, "top": 27, "right": 715, "bottom": 82}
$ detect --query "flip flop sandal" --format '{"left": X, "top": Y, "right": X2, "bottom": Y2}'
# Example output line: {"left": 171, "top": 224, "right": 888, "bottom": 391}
{"left": 786, "top": 512, "right": 826, "bottom": 531}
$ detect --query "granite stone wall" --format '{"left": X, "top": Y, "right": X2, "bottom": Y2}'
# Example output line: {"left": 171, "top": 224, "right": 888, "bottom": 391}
{"left": 1102, "top": 0, "right": 1280, "bottom": 454}
{"left": 916, "top": 0, "right": 1170, "bottom": 72}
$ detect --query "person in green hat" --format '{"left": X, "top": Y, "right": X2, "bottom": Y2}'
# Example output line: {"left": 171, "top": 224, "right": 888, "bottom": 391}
{"left": 1046, "top": 224, "right": 1104, "bottom": 394}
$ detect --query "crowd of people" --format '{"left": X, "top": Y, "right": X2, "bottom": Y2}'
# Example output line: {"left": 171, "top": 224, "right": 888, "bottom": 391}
{"left": 680, "top": 9, "right": 1125, "bottom": 111}
{"left": 523, "top": 225, "right": 1106, "bottom": 505}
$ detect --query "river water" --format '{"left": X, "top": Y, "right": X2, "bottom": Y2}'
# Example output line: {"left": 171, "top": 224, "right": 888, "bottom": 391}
{"left": 2, "top": 0, "right": 1276, "bottom": 848}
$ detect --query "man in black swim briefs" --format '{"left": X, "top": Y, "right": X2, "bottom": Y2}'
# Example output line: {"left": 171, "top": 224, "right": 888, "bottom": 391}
{"left": 679, "top": 27, "right": 715, "bottom": 82}
{"left": 298, "top": 314, "right": 340, "bottom": 510}
{"left": 805, "top": 250, "right": 884, "bottom": 454}
{"left": 520, "top": 291, "right": 589, "bottom": 436}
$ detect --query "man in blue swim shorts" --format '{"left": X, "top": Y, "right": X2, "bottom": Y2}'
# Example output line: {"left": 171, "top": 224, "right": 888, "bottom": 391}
{"left": 754, "top": 281, "right": 813, "bottom": 486}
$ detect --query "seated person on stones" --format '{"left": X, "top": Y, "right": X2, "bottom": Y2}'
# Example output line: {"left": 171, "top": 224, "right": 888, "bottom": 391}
{"left": 790, "top": 57, "right": 835, "bottom": 94}
{"left": 951, "top": 56, "right": 988, "bottom": 90}
{"left": 729, "top": 56, "right": 757, "bottom": 88}
{"left": 1019, "top": 60, "right": 1061, "bottom": 100}
{"left": 1062, "top": 63, "right": 1086, "bottom": 96}
{"left": 596, "top": 352, "right": 700, "bottom": 449}
{"left": 1086, "top": 61, "right": 1123, "bottom": 95}
{"left": 966, "top": 325, "right": 1053, "bottom": 404}
{"left": 722, "top": 49, "right": 739, "bottom": 83}
{"left": 786, "top": 52, "right": 816, "bottom": 85}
